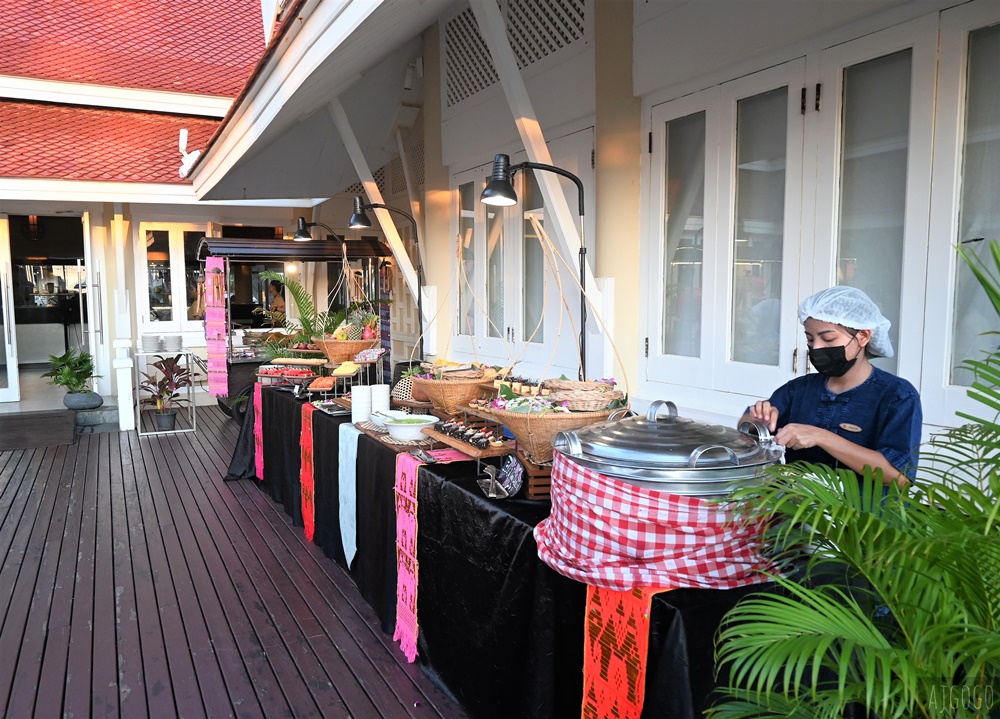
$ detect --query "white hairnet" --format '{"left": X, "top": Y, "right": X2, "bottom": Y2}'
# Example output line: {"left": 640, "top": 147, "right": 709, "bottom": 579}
{"left": 798, "top": 286, "right": 893, "bottom": 358}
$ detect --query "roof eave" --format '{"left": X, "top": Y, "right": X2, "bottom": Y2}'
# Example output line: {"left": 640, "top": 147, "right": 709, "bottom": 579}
{"left": 189, "top": 0, "right": 384, "bottom": 200}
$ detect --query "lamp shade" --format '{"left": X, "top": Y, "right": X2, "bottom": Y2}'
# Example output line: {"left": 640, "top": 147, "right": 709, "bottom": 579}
{"left": 480, "top": 154, "right": 518, "bottom": 206}
{"left": 348, "top": 196, "right": 372, "bottom": 229}
{"left": 292, "top": 217, "right": 313, "bottom": 242}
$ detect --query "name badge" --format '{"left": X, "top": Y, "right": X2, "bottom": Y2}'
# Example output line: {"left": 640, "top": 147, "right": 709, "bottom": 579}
{"left": 839, "top": 422, "right": 862, "bottom": 433}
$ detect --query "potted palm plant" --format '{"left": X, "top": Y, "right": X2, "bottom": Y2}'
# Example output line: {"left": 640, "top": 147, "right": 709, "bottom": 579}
{"left": 138, "top": 354, "right": 193, "bottom": 431}
{"left": 42, "top": 347, "right": 103, "bottom": 409}
{"left": 707, "top": 246, "right": 1000, "bottom": 719}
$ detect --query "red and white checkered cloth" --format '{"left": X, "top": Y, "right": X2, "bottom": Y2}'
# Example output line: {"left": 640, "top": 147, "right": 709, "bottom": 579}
{"left": 534, "top": 452, "right": 775, "bottom": 591}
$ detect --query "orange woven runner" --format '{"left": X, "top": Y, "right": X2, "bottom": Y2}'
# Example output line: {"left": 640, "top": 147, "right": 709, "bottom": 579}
{"left": 582, "top": 584, "right": 672, "bottom": 719}
{"left": 299, "top": 402, "right": 317, "bottom": 542}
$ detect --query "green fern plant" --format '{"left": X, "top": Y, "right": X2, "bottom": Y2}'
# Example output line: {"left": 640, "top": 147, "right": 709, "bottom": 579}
{"left": 41, "top": 348, "right": 100, "bottom": 393}
{"left": 708, "top": 242, "right": 1000, "bottom": 719}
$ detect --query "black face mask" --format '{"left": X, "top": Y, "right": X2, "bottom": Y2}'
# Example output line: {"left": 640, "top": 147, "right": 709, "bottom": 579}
{"left": 808, "top": 336, "right": 858, "bottom": 377}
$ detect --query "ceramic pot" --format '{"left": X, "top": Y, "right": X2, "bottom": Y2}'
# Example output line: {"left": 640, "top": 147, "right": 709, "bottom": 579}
{"left": 63, "top": 391, "right": 103, "bottom": 410}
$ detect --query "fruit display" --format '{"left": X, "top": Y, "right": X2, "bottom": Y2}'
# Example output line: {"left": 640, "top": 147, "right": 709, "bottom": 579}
{"left": 290, "top": 341, "right": 321, "bottom": 351}
{"left": 308, "top": 376, "right": 337, "bottom": 391}
{"left": 257, "top": 366, "right": 316, "bottom": 378}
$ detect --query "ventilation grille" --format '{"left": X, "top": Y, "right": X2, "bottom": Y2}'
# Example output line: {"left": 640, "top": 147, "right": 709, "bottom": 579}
{"left": 345, "top": 165, "right": 387, "bottom": 197}
{"left": 445, "top": 8, "right": 499, "bottom": 107}
{"left": 412, "top": 141, "right": 424, "bottom": 187}
{"left": 390, "top": 156, "right": 407, "bottom": 195}
{"left": 444, "top": 0, "right": 586, "bottom": 108}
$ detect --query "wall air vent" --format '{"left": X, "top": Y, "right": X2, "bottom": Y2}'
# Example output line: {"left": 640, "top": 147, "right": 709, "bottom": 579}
{"left": 444, "top": 0, "right": 586, "bottom": 108}
{"left": 345, "top": 165, "right": 387, "bottom": 197}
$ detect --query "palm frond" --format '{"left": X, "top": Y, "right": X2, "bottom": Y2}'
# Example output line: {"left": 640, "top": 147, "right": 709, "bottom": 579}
{"left": 260, "top": 270, "right": 320, "bottom": 338}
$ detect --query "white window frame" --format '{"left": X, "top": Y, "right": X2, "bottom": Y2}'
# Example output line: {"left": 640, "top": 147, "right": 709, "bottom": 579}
{"left": 136, "top": 222, "right": 206, "bottom": 337}
{"left": 449, "top": 128, "right": 595, "bottom": 379}
{"left": 923, "top": 1, "right": 1000, "bottom": 428}
{"left": 641, "top": 19, "right": 937, "bottom": 420}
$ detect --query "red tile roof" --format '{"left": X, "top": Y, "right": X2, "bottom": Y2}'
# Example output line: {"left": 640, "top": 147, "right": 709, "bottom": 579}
{"left": 0, "top": 100, "right": 218, "bottom": 184}
{"left": 0, "top": 0, "right": 265, "bottom": 97}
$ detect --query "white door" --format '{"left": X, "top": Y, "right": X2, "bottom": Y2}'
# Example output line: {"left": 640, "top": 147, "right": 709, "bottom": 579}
{"left": 451, "top": 130, "right": 591, "bottom": 380}
{"left": 646, "top": 59, "right": 806, "bottom": 395}
{"left": 0, "top": 215, "right": 21, "bottom": 402}
{"left": 711, "top": 60, "right": 807, "bottom": 395}
{"left": 811, "top": 16, "right": 937, "bottom": 383}
{"left": 923, "top": 0, "right": 1000, "bottom": 426}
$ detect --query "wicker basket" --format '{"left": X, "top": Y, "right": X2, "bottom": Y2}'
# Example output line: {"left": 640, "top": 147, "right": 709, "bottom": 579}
{"left": 488, "top": 407, "right": 620, "bottom": 464}
{"left": 542, "top": 378, "right": 614, "bottom": 392}
{"left": 411, "top": 377, "right": 485, "bottom": 414}
{"left": 548, "top": 390, "right": 625, "bottom": 412}
{"left": 312, "top": 337, "right": 379, "bottom": 364}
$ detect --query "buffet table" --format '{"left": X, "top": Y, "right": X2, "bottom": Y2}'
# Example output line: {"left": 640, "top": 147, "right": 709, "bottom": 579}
{"left": 249, "top": 386, "right": 772, "bottom": 719}
{"left": 258, "top": 387, "right": 352, "bottom": 564}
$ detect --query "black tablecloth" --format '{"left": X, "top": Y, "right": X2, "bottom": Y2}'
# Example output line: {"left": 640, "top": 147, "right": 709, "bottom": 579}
{"left": 261, "top": 387, "right": 306, "bottom": 525}
{"left": 417, "top": 463, "right": 585, "bottom": 719}
{"left": 351, "top": 433, "right": 401, "bottom": 634}
{"left": 415, "top": 464, "right": 771, "bottom": 719}
{"left": 310, "top": 409, "right": 352, "bottom": 566}
{"left": 224, "top": 386, "right": 257, "bottom": 482}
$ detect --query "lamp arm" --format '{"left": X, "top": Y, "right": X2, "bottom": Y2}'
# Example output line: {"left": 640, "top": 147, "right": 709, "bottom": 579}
{"left": 308, "top": 221, "right": 343, "bottom": 241}
{"left": 509, "top": 162, "right": 585, "bottom": 217}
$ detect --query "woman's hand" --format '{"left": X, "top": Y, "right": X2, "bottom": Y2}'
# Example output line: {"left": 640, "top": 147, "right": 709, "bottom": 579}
{"left": 775, "top": 423, "right": 832, "bottom": 450}
{"left": 748, "top": 401, "right": 780, "bottom": 432}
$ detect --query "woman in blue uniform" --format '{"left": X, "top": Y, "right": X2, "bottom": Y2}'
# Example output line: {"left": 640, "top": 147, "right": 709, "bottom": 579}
{"left": 744, "top": 286, "right": 921, "bottom": 487}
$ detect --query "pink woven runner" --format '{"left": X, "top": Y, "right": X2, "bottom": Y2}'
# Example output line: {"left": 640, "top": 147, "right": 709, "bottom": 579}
{"left": 393, "top": 449, "right": 470, "bottom": 662}
{"left": 300, "top": 403, "right": 317, "bottom": 542}
{"left": 253, "top": 382, "right": 264, "bottom": 481}
{"left": 205, "top": 257, "right": 228, "bottom": 397}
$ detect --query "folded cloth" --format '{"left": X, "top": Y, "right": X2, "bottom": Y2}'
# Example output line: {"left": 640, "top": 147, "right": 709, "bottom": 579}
{"left": 338, "top": 424, "right": 363, "bottom": 566}
{"left": 535, "top": 452, "right": 774, "bottom": 591}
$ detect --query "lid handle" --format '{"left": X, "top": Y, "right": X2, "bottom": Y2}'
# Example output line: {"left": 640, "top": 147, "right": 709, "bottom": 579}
{"left": 552, "top": 430, "right": 583, "bottom": 457}
{"left": 607, "top": 407, "right": 636, "bottom": 421}
{"left": 647, "top": 400, "right": 678, "bottom": 422}
{"left": 688, "top": 444, "right": 739, "bottom": 467}
{"left": 739, "top": 420, "right": 774, "bottom": 446}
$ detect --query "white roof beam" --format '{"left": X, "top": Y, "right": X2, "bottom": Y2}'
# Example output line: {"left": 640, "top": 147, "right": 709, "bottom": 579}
{"left": 326, "top": 97, "right": 420, "bottom": 306}
{"left": 469, "top": 0, "right": 601, "bottom": 318}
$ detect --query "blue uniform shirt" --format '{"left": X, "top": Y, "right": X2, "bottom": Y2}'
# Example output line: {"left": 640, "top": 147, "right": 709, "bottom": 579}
{"left": 766, "top": 367, "right": 922, "bottom": 478}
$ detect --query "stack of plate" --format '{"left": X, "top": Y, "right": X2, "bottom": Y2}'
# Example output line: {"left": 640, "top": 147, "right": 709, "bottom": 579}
{"left": 162, "top": 335, "right": 183, "bottom": 352}
{"left": 140, "top": 335, "right": 162, "bottom": 352}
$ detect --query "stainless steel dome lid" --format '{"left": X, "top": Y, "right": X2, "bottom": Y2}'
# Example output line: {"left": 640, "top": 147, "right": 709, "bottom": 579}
{"left": 552, "top": 401, "right": 782, "bottom": 491}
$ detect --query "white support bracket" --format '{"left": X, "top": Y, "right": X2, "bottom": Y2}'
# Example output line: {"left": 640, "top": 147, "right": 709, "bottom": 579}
{"left": 327, "top": 98, "right": 427, "bottom": 346}
{"left": 113, "top": 339, "right": 135, "bottom": 431}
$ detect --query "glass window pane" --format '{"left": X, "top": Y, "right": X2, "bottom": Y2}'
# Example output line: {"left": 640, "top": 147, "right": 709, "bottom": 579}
{"left": 522, "top": 171, "right": 545, "bottom": 343}
{"left": 952, "top": 23, "right": 1000, "bottom": 385}
{"left": 458, "top": 182, "right": 476, "bottom": 336}
{"left": 146, "top": 230, "right": 172, "bottom": 322}
{"left": 662, "top": 112, "right": 706, "bottom": 357}
{"left": 184, "top": 230, "right": 205, "bottom": 320}
{"left": 836, "top": 50, "right": 911, "bottom": 375}
{"left": 486, "top": 202, "right": 505, "bottom": 339}
{"left": 731, "top": 87, "right": 787, "bottom": 365}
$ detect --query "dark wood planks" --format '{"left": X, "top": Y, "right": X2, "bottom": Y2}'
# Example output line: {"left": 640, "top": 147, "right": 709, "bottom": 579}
{"left": 0, "top": 409, "right": 75, "bottom": 450}
{"left": 0, "top": 404, "right": 467, "bottom": 719}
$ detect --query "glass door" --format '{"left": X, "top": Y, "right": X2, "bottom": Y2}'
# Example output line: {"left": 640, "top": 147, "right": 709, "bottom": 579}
{"left": 0, "top": 215, "right": 20, "bottom": 402}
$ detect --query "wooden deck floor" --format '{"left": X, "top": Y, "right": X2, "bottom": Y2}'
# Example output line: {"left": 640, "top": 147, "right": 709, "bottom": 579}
{"left": 0, "top": 405, "right": 467, "bottom": 719}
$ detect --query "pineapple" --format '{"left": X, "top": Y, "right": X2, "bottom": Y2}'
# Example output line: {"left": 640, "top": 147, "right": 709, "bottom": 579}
{"left": 347, "top": 323, "right": 364, "bottom": 340}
